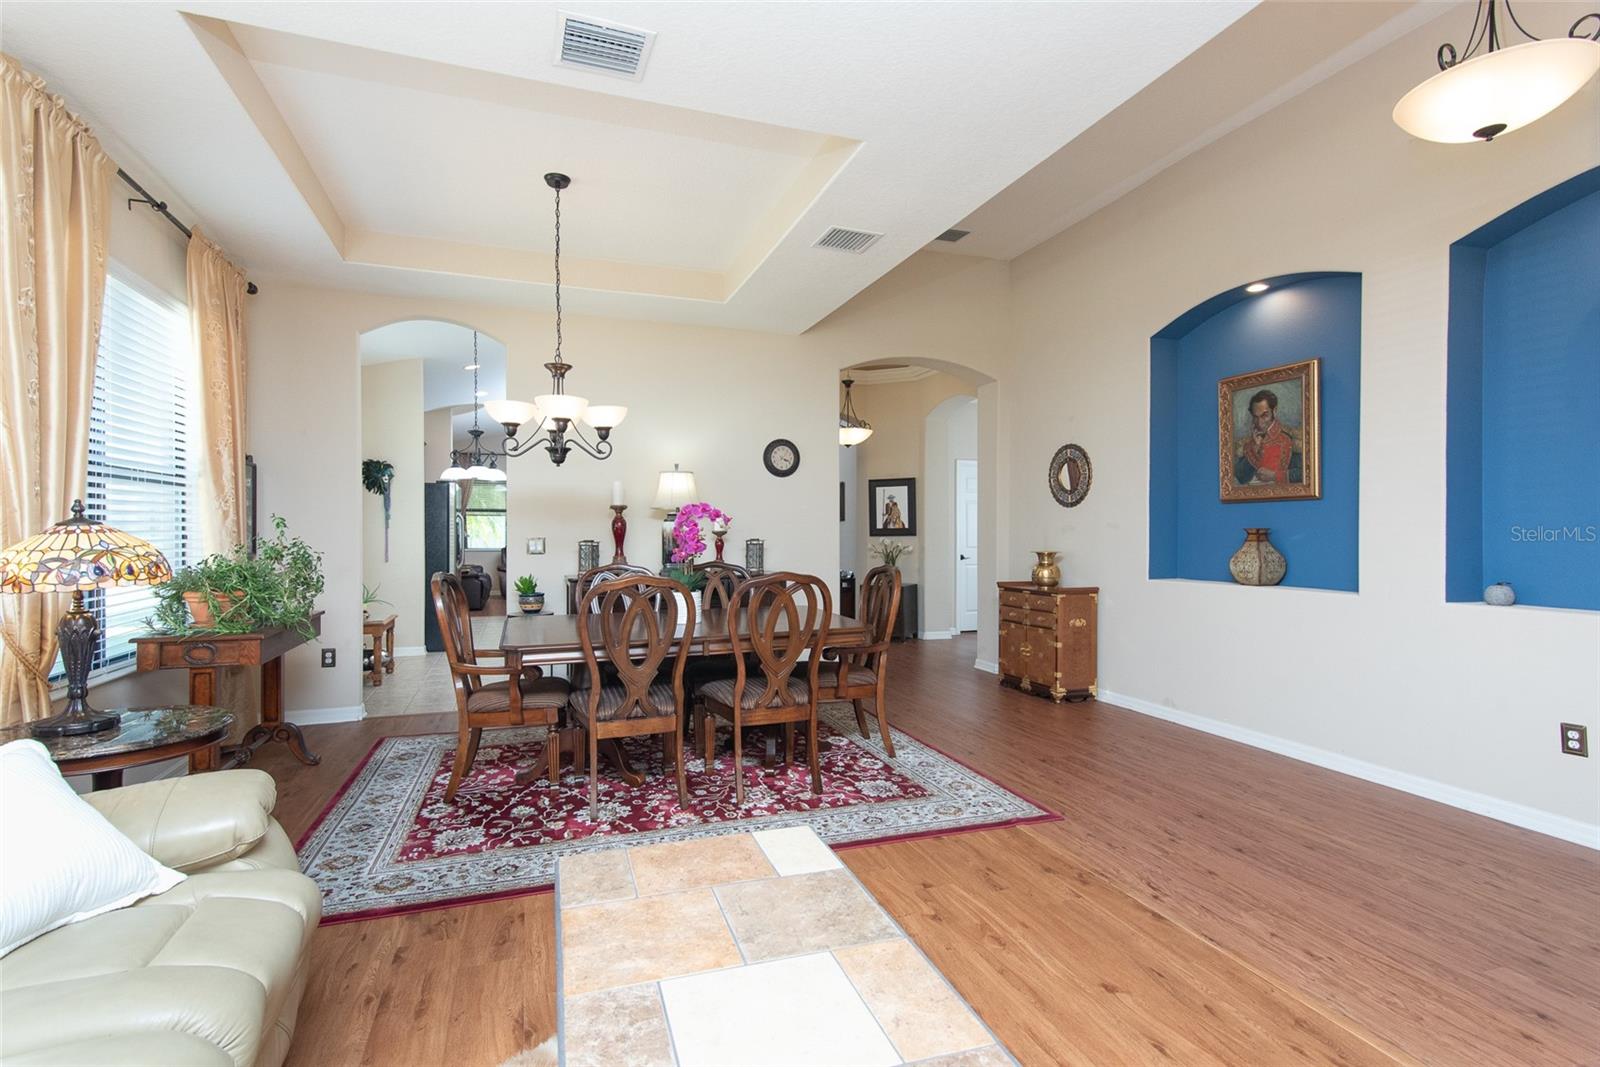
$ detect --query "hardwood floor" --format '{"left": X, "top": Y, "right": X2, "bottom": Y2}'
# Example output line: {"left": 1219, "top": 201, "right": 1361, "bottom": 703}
{"left": 263, "top": 636, "right": 1600, "bottom": 1067}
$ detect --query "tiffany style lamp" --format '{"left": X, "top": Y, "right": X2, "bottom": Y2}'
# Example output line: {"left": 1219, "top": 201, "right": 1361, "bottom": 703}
{"left": 0, "top": 500, "right": 172, "bottom": 737}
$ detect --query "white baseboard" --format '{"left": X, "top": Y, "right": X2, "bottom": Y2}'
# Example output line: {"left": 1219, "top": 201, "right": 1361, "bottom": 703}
{"left": 1099, "top": 689, "right": 1600, "bottom": 850}
{"left": 921, "top": 629, "right": 957, "bottom": 641}
{"left": 394, "top": 646, "right": 427, "bottom": 658}
{"left": 285, "top": 705, "right": 366, "bottom": 726}
{"left": 974, "top": 658, "right": 999, "bottom": 675}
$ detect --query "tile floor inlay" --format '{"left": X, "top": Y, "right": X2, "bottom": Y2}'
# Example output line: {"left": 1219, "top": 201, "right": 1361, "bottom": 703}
{"left": 555, "top": 826, "right": 1016, "bottom": 1066}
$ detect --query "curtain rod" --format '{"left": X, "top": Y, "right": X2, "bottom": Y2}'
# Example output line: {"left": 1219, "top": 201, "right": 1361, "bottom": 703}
{"left": 117, "top": 168, "right": 259, "bottom": 295}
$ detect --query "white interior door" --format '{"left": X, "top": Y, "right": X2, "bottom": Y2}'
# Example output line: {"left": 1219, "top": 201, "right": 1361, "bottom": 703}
{"left": 956, "top": 459, "right": 979, "bottom": 632}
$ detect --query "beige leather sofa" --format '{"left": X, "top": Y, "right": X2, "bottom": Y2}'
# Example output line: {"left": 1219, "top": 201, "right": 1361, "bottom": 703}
{"left": 0, "top": 770, "right": 319, "bottom": 1067}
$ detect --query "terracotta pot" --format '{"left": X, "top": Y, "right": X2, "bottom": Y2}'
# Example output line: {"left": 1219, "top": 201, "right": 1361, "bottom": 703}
{"left": 183, "top": 590, "right": 244, "bottom": 628}
{"left": 1229, "top": 528, "right": 1287, "bottom": 586}
{"left": 1031, "top": 550, "right": 1061, "bottom": 588}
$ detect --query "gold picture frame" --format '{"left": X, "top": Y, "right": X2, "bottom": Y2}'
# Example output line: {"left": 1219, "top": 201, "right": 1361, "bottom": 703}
{"left": 1218, "top": 358, "right": 1320, "bottom": 502}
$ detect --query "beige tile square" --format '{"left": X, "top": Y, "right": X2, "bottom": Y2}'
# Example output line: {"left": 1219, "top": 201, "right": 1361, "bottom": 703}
{"left": 660, "top": 951, "right": 899, "bottom": 1066}
{"left": 752, "top": 825, "right": 842, "bottom": 877}
{"left": 558, "top": 848, "right": 636, "bottom": 908}
{"left": 716, "top": 868, "right": 898, "bottom": 962}
{"left": 564, "top": 982, "right": 675, "bottom": 1067}
{"left": 628, "top": 833, "right": 775, "bottom": 897}
{"left": 834, "top": 938, "right": 992, "bottom": 1061}
{"left": 913, "top": 1046, "right": 1013, "bottom": 1067}
{"left": 562, "top": 888, "right": 742, "bottom": 995}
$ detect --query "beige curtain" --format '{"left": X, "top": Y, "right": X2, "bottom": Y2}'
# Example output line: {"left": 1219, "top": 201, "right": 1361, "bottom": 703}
{"left": 187, "top": 227, "right": 258, "bottom": 740}
{"left": 0, "top": 56, "right": 113, "bottom": 726}
{"left": 186, "top": 227, "right": 248, "bottom": 557}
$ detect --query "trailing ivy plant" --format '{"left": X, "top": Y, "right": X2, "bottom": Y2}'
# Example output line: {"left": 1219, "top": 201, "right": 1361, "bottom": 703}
{"left": 363, "top": 458, "right": 396, "bottom": 562}
{"left": 146, "top": 515, "right": 326, "bottom": 638}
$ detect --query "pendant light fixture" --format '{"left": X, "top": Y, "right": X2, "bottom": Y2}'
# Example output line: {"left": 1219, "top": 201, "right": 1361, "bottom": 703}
{"left": 483, "top": 173, "right": 626, "bottom": 466}
{"left": 838, "top": 377, "right": 873, "bottom": 447}
{"left": 1393, "top": 2, "right": 1600, "bottom": 143}
{"left": 439, "top": 331, "right": 507, "bottom": 483}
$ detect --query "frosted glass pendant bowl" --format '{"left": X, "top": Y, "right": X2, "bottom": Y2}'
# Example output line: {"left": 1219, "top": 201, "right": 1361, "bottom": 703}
{"left": 483, "top": 399, "right": 540, "bottom": 430}
{"left": 534, "top": 393, "right": 588, "bottom": 424}
{"left": 583, "top": 405, "right": 628, "bottom": 430}
{"left": 1393, "top": 38, "right": 1600, "bottom": 143}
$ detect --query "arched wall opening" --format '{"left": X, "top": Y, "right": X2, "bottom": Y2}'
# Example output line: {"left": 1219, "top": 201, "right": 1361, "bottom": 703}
{"left": 837, "top": 355, "right": 1003, "bottom": 669}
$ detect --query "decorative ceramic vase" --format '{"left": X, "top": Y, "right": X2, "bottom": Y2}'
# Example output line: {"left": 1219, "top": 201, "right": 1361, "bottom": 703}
{"left": 1031, "top": 550, "right": 1062, "bottom": 588}
{"left": 1229, "top": 529, "right": 1287, "bottom": 586}
{"left": 1484, "top": 582, "right": 1516, "bottom": 606}
{"left": 518, "top": 593, "right": 545, "bottom": 614}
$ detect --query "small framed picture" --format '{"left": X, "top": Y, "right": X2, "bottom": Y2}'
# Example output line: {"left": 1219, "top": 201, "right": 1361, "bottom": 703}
{"left": 868, "top": 478, "right": 917, "bottom": 537}
{"left": 1218, "top": 358, "right": 1321, "bottom": 502}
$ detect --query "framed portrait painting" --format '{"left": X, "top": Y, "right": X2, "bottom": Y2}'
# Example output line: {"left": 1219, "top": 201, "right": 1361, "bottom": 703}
{"left": 868, "top": 478, "right": 917, "bottom": 536}
{"left": 1218, "top": 358, "right": 1320, "bottom": 502}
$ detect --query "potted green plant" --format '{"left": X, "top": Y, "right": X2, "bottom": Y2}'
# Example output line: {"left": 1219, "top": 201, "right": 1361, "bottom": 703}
{"left": 362, "top": 583, "right": 390, "bottom": 621}
{"left": 514, "top": 575, "right": 544, "bottom": 614}
{"left": 147, "top": 516, "right": 325, "bottom": 637}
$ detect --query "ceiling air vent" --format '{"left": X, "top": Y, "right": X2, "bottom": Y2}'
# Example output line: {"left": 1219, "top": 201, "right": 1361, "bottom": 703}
{"left": 557, "top": 13, "right": 656, "bottom": 79}
{"left": 814, "top": 227, "right": 884, "bottom": 254}
{"left": 935, "top": 228, "right": 971, "bottom": 243}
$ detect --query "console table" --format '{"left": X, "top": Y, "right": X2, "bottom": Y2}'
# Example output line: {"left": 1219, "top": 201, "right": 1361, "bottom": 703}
{"left": 997, "top": 583, "right": 1097, "bottom": 702}
{"left": 132, "top": 612, "right": 323, "bottom": 768}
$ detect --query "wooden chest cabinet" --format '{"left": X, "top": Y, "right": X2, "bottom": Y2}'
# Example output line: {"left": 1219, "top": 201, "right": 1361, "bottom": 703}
{"left": 997, "top": 582, "right": 1097, "bottom": 702}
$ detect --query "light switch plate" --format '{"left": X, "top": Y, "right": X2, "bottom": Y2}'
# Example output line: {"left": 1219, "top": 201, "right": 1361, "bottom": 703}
{"left": 527, "top": 537, "right": 547, "bottom": 555}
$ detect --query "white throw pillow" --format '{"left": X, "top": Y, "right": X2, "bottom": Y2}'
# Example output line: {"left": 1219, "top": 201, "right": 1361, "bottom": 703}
{"left": 0, "top": 738, "right": 185, "bottom": 956}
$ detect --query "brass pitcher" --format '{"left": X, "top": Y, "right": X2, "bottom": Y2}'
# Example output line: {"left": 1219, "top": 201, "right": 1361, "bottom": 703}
{"left": 1031, "top": 550, "right": 1061, "bottom": 588}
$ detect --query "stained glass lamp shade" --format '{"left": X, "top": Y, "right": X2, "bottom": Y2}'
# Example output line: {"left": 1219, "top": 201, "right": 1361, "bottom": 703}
{"left": 0, "top": 499, "right": 172, "bottom": 736}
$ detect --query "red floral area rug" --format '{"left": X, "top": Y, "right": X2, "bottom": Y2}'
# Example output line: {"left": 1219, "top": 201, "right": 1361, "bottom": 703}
{"left": 297, "top": 703, "right": 1059, "bottom": 923}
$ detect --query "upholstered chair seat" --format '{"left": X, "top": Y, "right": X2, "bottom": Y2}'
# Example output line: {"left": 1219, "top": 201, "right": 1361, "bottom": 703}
{"left": 465, "top": 675, "right": 571, "bottom": 715}
{"left": 816, "top": 666, "right": 876, "bottom": 689}
{"left": 569, "top": 681, "right": 677, "bottom": 721}
{"left": 696, "top": 675, "right": 810, "bottom": 710}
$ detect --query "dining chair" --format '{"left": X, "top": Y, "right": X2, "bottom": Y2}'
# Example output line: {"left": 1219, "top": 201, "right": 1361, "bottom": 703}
{"left": 576, "top": 563, "right": 654, "bottom": 610}
{"left": 569, "top": 574, "right": 696, "bottom": 820}
{"left": 693, "top": 560, "right": 750, "bottom": 613}
{"left": 820, "top": 564, "right": 902, "bottom": 757}
{"left": 432, "top": 572, "right": 571, "bottom": 802}
{"left": 697, "top": 571, "right": 831, "bottom": 806}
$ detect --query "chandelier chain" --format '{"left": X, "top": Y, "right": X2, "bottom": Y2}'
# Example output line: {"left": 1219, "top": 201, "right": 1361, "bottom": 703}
{"left": 553, "top": 183, "right": 563, "bottom": 370}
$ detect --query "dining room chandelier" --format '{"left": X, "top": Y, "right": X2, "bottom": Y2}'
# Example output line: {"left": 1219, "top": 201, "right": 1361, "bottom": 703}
{"left": 483, "top": 173, "right": 627, "bottom": 466}
{"left": 838, "top": 377, "right": 873, "bottom": 447}
{"left": 438, "top": 331, "right": 507, "bottom": 483}
{"left": 1392, "top": 0, "right": 1600, "bottom": 143}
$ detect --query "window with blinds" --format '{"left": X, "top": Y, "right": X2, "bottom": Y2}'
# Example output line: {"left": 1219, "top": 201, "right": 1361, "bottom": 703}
{"left": 464, "top": 481, "right": 507, "bottom": 550}
{"left": 78, "top": 265, "right": 193, "bottom": 676}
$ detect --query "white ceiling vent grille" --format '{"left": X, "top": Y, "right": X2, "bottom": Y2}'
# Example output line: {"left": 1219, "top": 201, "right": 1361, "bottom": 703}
{"left": 814, "top": 227, "right": 884, "bottom": 254}
{"left": 557, "top": 13, "right": 656, "bottom": 79}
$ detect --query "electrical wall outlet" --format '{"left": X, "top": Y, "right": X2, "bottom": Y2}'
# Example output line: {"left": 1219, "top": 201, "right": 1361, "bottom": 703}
{"left": 321, "top": 648, "right": 336, "bottom": 668}
{"left": 527, "top": 537, "right": 546, "bottom": 555}
{"left": 1560, "top": 723, "right": 1588, "bottom": 757}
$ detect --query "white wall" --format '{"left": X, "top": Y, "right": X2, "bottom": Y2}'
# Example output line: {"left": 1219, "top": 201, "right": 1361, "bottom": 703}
{"left": 1003, "top": 9, "right": 1600, "bottom": 837}
{"left": 360, "top": 360, "right": 425, "bottom": 649}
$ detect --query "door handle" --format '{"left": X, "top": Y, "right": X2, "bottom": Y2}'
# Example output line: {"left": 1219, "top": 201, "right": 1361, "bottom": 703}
{"left": 959, "top": 554, "right": 969, "bottom": 560}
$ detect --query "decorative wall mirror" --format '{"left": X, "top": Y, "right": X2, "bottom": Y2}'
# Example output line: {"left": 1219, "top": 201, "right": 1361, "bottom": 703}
{"left": 1049, "top": 444, "right": 1091, "bottom": 507}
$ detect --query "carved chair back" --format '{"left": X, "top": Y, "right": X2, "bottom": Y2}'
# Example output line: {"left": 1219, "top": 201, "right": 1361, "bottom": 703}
{"left": 727, "top": 572, "right": 831, "bottom": 710}
{"left": 695, "top": 561, "right": 751, "bottom": 615}
{"left": 846, "top": 565, "right": 902, "bottom": 676}
{"left": 576, "top": 575, "right": 694, "bottom": 720}
{"left": 431, "top": 572, "right": 482, "bottom": 699}
{"left": 577, "top": 563, "right": 655, "bottom": 612}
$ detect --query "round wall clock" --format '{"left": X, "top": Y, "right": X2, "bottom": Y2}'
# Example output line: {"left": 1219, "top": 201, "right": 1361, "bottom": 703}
{"left": 1049, "top": 443, "right": 1092, "bottom": 507}
{"left": 763, "top": 438, "right": 800, "bottom": 477}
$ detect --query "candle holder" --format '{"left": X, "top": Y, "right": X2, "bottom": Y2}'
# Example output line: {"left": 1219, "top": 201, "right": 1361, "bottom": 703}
{"left": 712, "top": 521, "right": 729, "bottom": 562}
{"left": 609, "top": 504, "right": 628, "bottom": 563}
{"left": 578, "top": 539, "right": 600, "bottom": 573}
{"left": 745, "top": 538, "right": 765, "bottom": 575}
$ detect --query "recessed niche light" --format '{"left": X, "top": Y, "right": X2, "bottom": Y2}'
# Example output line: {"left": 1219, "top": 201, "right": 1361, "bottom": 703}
{"left": 463, "top": 362, "right": 480, "bottom": 371}
{"left": 1245, "top": 282, "right": 1270, "bottom": 294}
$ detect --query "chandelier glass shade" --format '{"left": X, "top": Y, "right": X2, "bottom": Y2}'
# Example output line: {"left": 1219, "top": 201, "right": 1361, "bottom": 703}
{"left": 838, "top": 377, "right": 873, "bottom": 447}
{"left": 479, "top": 173, "right": 626, "bottom": 467}
{"left": 1392, "top": 3, "right": 1600, "bottom": 143}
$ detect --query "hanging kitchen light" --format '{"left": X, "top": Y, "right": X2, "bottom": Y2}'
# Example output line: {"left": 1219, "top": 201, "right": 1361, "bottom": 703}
{"left": 483, "top": 173, "right": 627, "bottom": 466}
{"left": 438, "top": 331, "right": 509, "bottom": 483}
{"left": 838, "top": 377, "right": 873, "bottom": 447}
{"left": 1393, "top": 1, "right": 1600, "bottom": 143}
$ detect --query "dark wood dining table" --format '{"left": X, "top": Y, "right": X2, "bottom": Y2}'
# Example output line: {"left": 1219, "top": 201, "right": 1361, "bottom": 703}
{"left": 499, "top": 606, "right": 868, "bottom": 781}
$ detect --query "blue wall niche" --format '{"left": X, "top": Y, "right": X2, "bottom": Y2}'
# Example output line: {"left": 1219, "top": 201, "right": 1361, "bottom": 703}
{"left": 1150, "top": 273, "right": 1362, "bottom": 591}
{"left": 1447, "top": 168, "right": 1600, "bottom": 611}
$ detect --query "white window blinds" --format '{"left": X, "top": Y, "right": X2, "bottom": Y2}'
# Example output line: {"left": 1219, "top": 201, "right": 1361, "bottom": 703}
{"left": 80, "top": 266, "right": 193, "bottom": 674}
